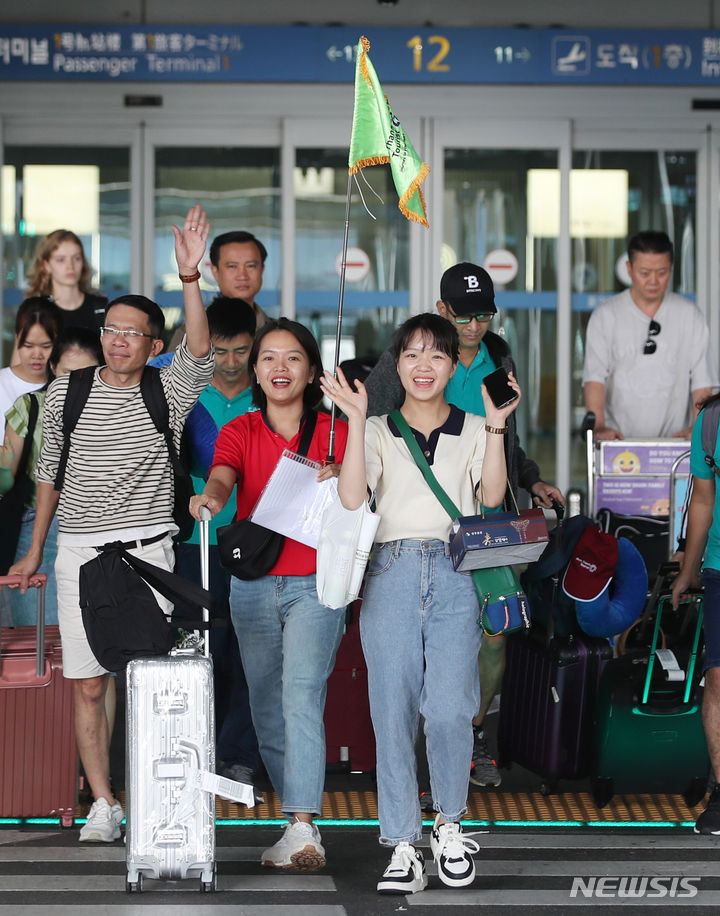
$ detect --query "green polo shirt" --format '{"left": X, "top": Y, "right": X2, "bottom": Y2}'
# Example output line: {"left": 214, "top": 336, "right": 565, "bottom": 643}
{"left": 444, "top": 341, "right": 504, "bottom": 512}
{"left": 187, "top": 385, "right": 254, "bottom": 546}
{"left": 444, "top": 341, "right": 495, "bottom": 417}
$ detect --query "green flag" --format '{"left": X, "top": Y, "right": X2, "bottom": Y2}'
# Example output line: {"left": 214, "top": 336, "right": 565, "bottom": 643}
{"left": 349, "top": 36, "right": 429, "bottom": 227}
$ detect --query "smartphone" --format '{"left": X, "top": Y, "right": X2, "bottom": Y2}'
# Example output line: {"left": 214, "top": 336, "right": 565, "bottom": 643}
{"left": 482, "top": 367, "right": 519, "bottom": 410}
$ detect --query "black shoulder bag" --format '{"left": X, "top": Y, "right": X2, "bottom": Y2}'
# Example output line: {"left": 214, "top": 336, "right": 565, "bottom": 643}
{"left": 217, "top": 411, "right": 317, "bottom": 579}
{"left": 79, "top": 540, "right": 217, "bottom": 672}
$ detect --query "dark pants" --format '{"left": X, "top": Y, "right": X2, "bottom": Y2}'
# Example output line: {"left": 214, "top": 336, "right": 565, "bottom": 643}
{"left": 174, "top": 541, "right": 259, "bottom": 770}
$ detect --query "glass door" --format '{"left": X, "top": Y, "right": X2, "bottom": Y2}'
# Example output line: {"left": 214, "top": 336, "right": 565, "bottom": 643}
{"left": 568, "top": 130, "right": 705, "bottom": 488}
{"left": 146, "top": 129, "right": 281, "bottom": 344}
{"left": 285, "top": 118, "right": 417, "bottom": 374}
{"left": 432, "top": 119, "right": 571, "bottom": 500}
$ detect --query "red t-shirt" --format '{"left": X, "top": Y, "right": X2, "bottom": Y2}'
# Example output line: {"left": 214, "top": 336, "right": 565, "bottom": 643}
{"left": 210, "top": 409, "right": 348, "bottom": 576}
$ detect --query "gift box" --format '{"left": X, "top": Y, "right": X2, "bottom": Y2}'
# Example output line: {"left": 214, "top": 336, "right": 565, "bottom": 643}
{"left": 450, "top": 508, "right": 549, "bottom": 572}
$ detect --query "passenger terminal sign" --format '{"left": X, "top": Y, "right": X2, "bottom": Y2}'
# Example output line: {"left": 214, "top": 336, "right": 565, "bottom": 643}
{"left": 2, "top": 26, "right": 720, "bottom": 84}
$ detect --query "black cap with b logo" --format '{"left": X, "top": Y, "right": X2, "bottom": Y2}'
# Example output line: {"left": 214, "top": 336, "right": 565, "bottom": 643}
{"left": 440, "top": 262, "right": 497, "bottom": 316}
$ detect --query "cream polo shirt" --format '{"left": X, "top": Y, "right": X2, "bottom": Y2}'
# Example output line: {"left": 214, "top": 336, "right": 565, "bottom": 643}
{"left": 366, "top": 407, "right": 486, "bottom": 544}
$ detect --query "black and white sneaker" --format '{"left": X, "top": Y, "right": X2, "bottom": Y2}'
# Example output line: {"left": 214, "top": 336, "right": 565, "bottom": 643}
{"left": 695, "top": 784, "right": 720, "bottom": 835}
{"left": 430, "top": 815, "right": 480, "bottom": 888}
{"left": 377, "top": 842, "right": 428, "bottom": 895}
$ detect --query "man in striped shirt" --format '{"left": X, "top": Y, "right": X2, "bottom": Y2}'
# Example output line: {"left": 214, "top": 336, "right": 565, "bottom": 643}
{"left": 11, "top": 205, "right": 214, "bottom": 843}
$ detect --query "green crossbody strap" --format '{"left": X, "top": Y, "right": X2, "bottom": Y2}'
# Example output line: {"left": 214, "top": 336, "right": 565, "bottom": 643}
{"left": 389, "top": 409, "right": 461, "bottom": 521}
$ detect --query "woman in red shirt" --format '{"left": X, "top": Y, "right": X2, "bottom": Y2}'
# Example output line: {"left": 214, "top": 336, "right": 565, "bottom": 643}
{"left": 191, "top": 318, "right": 347, "bottom": 872}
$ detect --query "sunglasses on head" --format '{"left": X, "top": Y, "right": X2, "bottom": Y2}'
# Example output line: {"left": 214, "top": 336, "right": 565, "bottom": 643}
{"left": 643, "top": 319, "right": 661, "bottom": 355}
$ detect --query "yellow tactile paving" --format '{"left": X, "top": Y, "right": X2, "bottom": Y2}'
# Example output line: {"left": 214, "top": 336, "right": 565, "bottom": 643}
{"left": 84, "top": 789, "right": 706, "bottom": 823}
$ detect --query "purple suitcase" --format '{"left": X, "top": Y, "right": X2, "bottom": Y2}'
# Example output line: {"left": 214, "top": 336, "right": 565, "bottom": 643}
{"left": 497, "top": 630, "right": 612, "bottom": 790}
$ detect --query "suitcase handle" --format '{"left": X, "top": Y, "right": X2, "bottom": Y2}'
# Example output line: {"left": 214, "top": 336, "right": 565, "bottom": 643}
{"left": 198, "top": 508, "right": 211, "bottom": 660}
{"left": 0, "top": 574, "right": 47, "bottom": 677}
{"left": 641, "top": 593, "right": 703, "bottom": 705}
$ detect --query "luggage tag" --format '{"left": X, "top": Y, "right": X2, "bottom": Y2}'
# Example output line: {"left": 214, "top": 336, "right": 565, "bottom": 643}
{"left": 195, "top": 770, "right": 256, "bottom": 807}
{"left": 654, "top": 648, "right": 685, "bottom": 682}
{"left": 167, "top": 739, "right": 256, "bottom": 809}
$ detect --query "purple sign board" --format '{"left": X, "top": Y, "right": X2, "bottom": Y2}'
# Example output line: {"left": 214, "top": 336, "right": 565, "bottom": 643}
{"left": 596, "top": 477, "right": 675, "bottom": 517}
{"left": 599, "top": 441, "right": 690, "bottom": 475}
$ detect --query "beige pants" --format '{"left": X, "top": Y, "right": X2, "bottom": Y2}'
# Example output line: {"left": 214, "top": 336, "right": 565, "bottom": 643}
{"left": 56, "top": 536, "right": 175, "bottom": 679}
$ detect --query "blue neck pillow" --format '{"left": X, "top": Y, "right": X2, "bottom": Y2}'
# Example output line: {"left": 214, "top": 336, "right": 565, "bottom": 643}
{"left": 575, "top": 536, "right": 648, "bottom": 637}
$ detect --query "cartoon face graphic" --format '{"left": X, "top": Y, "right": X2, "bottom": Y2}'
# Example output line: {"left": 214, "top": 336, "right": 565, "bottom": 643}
{"left": 651, "top": 498, "right": 670, "bottom": 517}
{"left": 612, "top": 450, "right": 641, "bottom": 474}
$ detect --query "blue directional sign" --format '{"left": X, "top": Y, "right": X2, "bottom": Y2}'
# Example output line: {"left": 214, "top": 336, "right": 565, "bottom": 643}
{"left": 0, "top": 25, "right": 719, "bottom": 86}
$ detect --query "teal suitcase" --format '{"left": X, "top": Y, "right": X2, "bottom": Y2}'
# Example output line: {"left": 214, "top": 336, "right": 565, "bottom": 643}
{"left": 591, "top": 593, "right": 708, "bottom": 808}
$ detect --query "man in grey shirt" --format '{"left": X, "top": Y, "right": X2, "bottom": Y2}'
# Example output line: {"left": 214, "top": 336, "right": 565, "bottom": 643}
{"left": 583, "top": 230, "right": 716, "bottom": 441}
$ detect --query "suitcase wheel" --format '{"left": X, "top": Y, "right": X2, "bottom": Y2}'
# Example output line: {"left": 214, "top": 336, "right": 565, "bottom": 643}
{"left": 684, "top": 776, "right": 709, "bottom": 809}
{"left": 539, "top": 780, "right": 557, "bottom": 797}
{"left": 126, "top": 872, "right": 144, "bottom": 894}
{"left": 592, "top": 776, "right": 614, "bottom": 809}
{"left": 200, "top": 864, "right": 217, "bottom": 893}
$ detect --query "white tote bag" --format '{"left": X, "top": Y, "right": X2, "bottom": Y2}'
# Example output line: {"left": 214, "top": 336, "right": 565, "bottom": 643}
{"left": 316, "top": 498, "right": 380, "bottom": 610}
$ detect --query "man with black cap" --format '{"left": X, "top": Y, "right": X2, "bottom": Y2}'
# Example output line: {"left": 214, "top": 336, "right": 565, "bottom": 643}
{"left": 364, "top": 262, "right": 564, "bottom": 791}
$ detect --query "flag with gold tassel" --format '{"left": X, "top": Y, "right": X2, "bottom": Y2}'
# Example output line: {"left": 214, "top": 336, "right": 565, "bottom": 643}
{"left": 348, "top": 35, "right": 429, "bottom": 227}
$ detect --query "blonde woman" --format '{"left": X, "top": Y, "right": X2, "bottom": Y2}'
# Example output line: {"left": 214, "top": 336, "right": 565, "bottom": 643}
{"left": 27, "top": 230, "right": 106, "bottom": 333}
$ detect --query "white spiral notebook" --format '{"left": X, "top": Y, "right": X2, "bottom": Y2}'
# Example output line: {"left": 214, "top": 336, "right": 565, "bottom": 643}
{"left": 250, "top": 449, "right": 338, "bottom": 549}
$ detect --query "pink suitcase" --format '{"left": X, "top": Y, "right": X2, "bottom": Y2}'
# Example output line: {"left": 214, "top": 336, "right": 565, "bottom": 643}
{"left": 0, "top": 575, "right": 77, "bottom": 826}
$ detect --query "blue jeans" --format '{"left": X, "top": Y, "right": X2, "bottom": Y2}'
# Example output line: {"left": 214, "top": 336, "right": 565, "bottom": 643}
{"left": 229, "top": 573, "right": 345, "bottom": 816}
{"left": 360, "top": 539, "right": 482, "bottom": 846}
{"left": 7, "top": 511, "right": 59, "bottom": 626}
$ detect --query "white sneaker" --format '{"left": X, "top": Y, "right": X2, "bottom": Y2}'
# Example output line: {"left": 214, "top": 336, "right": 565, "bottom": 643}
{"left": 261, "top": 818, "right": 326, "bottom": 870}
{"left": 377, "top": 842, "right": 427, "bottom": 895}
{"left": 430, "top": 815, "right": 480, "bottom": 888}
{"left": 79, "top": 798, "right": 124, "bottom": 843}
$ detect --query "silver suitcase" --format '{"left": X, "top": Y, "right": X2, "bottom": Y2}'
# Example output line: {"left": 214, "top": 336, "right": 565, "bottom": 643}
{"left": 126, "top": 652, "right": 216, "bottom": 891}
{"left": 125, "top": 510, "right": 252, "bottom": 893}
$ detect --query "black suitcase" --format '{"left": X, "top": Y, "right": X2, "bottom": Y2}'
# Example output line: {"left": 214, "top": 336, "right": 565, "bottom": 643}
{"left": 497, "top": 628, "right": 613, "bottom": 792}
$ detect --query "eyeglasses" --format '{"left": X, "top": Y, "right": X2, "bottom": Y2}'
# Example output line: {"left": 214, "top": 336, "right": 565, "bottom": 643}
{"left": 450, "top": 310, "right": 495, "bottom": 325}
{"left": 100, "top": 326, "right": 155, "bottom": 341}
{"left": 643, "top": 319, "right": 661, "bottom": 355}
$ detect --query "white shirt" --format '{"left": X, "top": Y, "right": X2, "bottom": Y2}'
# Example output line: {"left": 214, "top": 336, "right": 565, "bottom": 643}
{"left": 583, "top": 289, "right": 718, "bottom": 438}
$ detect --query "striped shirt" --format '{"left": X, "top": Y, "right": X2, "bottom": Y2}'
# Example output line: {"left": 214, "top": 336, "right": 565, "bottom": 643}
{"left": 38, "top": 339, "right": 214, "bottom": 544}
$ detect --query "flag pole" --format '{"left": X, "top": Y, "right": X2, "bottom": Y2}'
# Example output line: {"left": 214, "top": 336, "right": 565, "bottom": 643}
{"left": 326, "top": 172, "right": 353, "bottom": 463}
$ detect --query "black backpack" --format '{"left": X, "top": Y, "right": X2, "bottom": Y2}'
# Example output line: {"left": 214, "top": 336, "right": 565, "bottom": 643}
{"left": 54, "top": 366, "right": 195, "bottom": 542}
{"left": 520, "top": 514, "right": 595, "bottom": 637}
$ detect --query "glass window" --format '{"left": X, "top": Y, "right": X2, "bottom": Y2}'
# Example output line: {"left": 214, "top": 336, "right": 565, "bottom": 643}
{"left": 2, "top": 145, "right": 130, "bottom": 362}
{"left": 294, "top": 148, "right": 410, "bottom": 371}
{"left": 154, "top": 147, "right": 280, "bottom": 339}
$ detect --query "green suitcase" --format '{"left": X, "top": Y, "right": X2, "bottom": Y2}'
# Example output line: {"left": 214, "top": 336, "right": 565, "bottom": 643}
{"left": 591, "top": 593, "right": 709, "bottom": 808}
